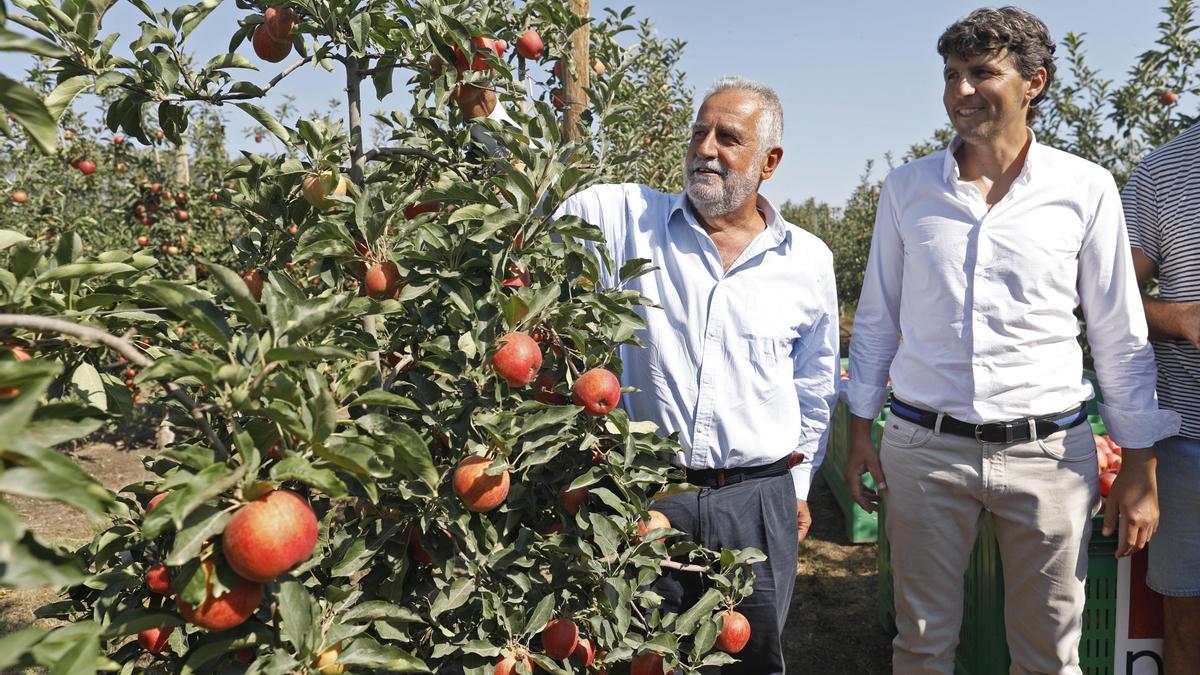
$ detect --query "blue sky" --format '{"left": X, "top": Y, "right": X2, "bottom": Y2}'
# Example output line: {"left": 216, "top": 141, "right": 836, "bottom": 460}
{"left": 0, "top": 1, "right": 1175, "bottom": 205}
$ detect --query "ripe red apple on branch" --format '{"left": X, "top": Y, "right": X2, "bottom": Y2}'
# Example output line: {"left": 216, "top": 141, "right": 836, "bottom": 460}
{"left": 491, "top": 332, "right": 542, "bottom": 386}
{"left": 175, "top": 559, "right": 263, "bottom": 631}
{"left": 494, "top": 648, "right": 531, "bottom": 675}
{"left": 452, "top": 455, "right": 510, "bottom": 512}
{"left": 137, "top": 626, "right": 173, "bottom": 653}
{"left": 571, "top": 638, "right": 597, "bottom": 668}
{"left": 631, "top": 652, "right": 675, "bottom": 675}
{"left": 365, "top": 261, "right": 402, "bottom": 299}
{"left": 572, "top": 368, "right": 621, "bottom": 415}
{"left": 541, "top": 617, "right": 579, "bottom": 660}
{"left": 251, "top": 24, "right": 291, "bottom": 62}
{"left": 146, "top": 563, "right": 172, "bottom": 595}
{"left": 516, "top": 29, "right": 544, "bottom": 60}
{"left": 221, "top": 489, "right": 319, "bottom": 582}
{"left": 715, "top": 609, "right": 751, "bottom": 654}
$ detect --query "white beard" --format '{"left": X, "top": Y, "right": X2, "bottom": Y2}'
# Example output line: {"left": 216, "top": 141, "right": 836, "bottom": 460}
{"left": 682, "top": 156, "right": 761, "bottom": 217}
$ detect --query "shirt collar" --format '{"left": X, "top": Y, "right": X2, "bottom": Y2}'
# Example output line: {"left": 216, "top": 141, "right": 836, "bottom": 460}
{"left": 942, "top": 128, "right": 1041, "bottom": 186}
{"left": 669, "top": 191, "right": 790, "bottom": 248}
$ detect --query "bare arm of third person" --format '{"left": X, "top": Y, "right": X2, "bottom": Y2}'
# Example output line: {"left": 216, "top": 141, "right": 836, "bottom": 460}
{"left": 1133, "top": 247, "right": 1200, "bottom": 346}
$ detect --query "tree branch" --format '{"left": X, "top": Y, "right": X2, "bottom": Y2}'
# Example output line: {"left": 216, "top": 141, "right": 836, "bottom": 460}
{"left": 0, "top": 314, "right": 228, "bottom": 456}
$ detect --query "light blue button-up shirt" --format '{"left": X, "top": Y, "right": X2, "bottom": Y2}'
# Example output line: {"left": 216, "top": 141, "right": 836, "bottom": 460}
{"left": 556, "top": 184, "right": 840, "bottom": 499}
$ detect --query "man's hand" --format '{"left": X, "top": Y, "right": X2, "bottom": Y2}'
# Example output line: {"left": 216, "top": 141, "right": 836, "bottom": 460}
{"left": 797, "top": 499, "right": 812, "bottom": 544}
{"left": 845, "top": 415, "right": 886, "bottom": 513}
{"left": 1103, "top": 448, "right": 1159, "bottom": 558}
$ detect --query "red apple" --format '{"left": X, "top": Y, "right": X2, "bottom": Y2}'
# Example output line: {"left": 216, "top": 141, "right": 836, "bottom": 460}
{"left": 541, "top": 618, "right": 579, "bottom": 660}
{"left": 147, "top": 491, "right": 169, "bottom": 512}
{"left": 494, "top": 648, "right": 531, "bottom": 675}
{"left": 175, "top": 560, "right": 263, "bottom": 631}
{"left": 453, "top": 455, "right": 510, "bottom": 512}
{"left": 11, "top": 190, "right": 28, "bottom": 203}
{"left": 637, "top": 510, "right": 671, "bottom": 543}
{"left": 113, "top": 133, "right": 125, "bottom": 145}
{"left": 146, "top": 563, "right": 172, "bottom": 595}
{"left": 252, "top": 24, "right": 291, "bottom": 62}
{"left": 221, "top": 489, "right": 319, "bottom": 582}
{"left": 559, "top": 484, "right": 589, "bottom": 515}
{"left": 491, "top": 332, "right": 542, "bottom": 387}
{"left": 138, "top": 626, "right": 173, "bottom": 653}
{"left": 592, "top": 59, "right": 606, "bottom": 76}
{"left": 453, "top": 35, "right": 504, "bottom": 72}
{"left": 241, "top": 269, "right": 266, "bottom": 301}
{"left": 403, "top": 201, "right": 442, "bottom": 219}
{"left": 175, "top": 210, "right": 188, "bottom": 222}
{"left": 501, "top": 264, "right": 530, "bottom": 287}
{"left": 572, "top": 368, "right": 621, "bottom": 415}
{"left": 1160, "top": 89, "right": 1178, "bottom": 105}
{"left": 571, "top": 637, "right": 597, "bottom": 668}
{"left": 76, "top": 159, "right": 96, "bottom": 175}
{"left": 452, "top": 83, "right": 498, "bottom": 119}
{"left": 263, "top": 5, "right": 297, "bottom": 41}
{"left": 516, "top": 29, "right": 544, "bottom": 60}
{"left": 631, "top": 652, "right": 675, "bottom": 675}
{"left": 136, "top": 235, "right": 150, "bottom": 247}
{"left": 715, "top": 609, "right": 751, "bottom": 654}
{"left": 532, "top": 370, "right": 568, "bottom": 404}
{"left": 365, "top": 261, "right": 402, "bottom": 299}
{"left": 302, "top": 171, "right": 348, "bottom": 210}
{"left": 1099, "top": 470, "right": 1119, "bottom": 499}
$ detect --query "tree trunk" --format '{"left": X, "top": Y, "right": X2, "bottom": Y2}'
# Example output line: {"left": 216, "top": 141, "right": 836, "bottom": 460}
{"left": 562, "top": 0, "right": 590, "bottom": 140}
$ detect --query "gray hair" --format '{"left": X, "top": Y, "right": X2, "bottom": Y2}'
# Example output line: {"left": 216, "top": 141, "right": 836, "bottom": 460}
{"left": 701, "top": 77, "right": 784, "bottom": 151}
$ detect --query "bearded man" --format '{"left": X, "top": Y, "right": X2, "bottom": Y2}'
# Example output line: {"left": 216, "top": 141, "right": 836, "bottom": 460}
{"left": 554, "top": 77, "right": 839, "bottom": 673}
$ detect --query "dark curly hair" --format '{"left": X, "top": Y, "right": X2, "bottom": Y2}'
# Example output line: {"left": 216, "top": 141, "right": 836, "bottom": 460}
{"left": 937, "top": 6, "right": 1057, "bottom": 122}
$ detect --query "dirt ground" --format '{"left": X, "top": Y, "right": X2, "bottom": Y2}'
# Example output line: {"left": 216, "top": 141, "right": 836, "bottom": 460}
{"left": 1, "top": 443, "right": 893, "bottom": 673}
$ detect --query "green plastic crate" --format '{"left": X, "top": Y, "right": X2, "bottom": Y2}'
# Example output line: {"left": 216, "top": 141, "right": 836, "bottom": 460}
{"left": 819, "top": 396, "right": 881, "bottom": 543}
{"left": 878, "top": 507, "right": 1119, "bottom": 675}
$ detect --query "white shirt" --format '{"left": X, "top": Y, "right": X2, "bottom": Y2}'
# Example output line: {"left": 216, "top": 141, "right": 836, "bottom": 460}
{"left": 848, "top": 133, "right": 1179, "bottom": 449}
{"left": 556, "top": 184, "right": 840, "bottom": 499}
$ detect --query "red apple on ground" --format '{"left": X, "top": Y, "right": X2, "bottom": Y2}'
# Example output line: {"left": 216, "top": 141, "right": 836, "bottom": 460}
{"left": 516, "top": 29, "right": 544, "bottom": 59}
{"left": 175, "top": 560, "right": 263, "bottom": 631}
{"left": 715, "top": 609, "right": 751, "bottom": 654}
{"left": 491, "top": 332, "right": 542, "bottom": 386}
{"left": 221, "top": 489, "right": 319, "bottom": 582}
{"left": 453, "top": 455, "right": 510, "bottom": 512}
{"left": 365, "top": 261, "right": 402, "bottom": 299}
{"left": 252, "top": 24, "right": 291, "bottom": 62}
{"left": 138, "top": 626, "right": 173, "bottom": 653}
{"left": 146, "top": 563, "right": 172, "bottom": 595}
{"left": 301, "top": 171, "right": 348, "bottom": 210}
{"left": 572, "top": 368, "right": 621, "bottom": 415}
{"left": 541, "top": 618, "right": 579, "bottom": 660}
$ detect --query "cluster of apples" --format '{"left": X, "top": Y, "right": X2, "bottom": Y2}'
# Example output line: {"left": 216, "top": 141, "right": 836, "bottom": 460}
{"left": 249, "top": 5, "right": 298, "bottom": 63}
{"left": 137, "top": 489, "right": 331, "bottom": 666}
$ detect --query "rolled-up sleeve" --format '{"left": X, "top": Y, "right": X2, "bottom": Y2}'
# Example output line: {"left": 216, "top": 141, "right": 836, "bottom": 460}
{"left": 1080, "top": 171, "right": 1180, "bottom": 448}
{"left": 791, "top": 251, "right": 841, "bottom": 500}
{"left": 847, "top": 177, "right": 903, "bottom": 420}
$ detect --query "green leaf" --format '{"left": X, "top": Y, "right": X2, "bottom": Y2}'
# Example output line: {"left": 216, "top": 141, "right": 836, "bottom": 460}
{"left": 0, "top": 627, "right": 48, "bottom": 670}
{"left": 203, "top": 52, "right": 254, "bottom": 71}
{"left": 278, "top": 580, "right": 319, "bottom": 653}
{"left": 265, "top": 345, "right": 354, "bottom": 362}
{"left": 165, "top": 506, "right": 231, "bottom": 565}
{"left": 673, "top": 587, "right": 723, "bottom": 635}
{"left": 0, "top": 27, "right": 68, "bottom": 58}
{"left": 430, "top": 577, "right": 475, "bottom": 619}
{"left": 0, "top": 75, "right": 57, "bottom": 153}
{"left": 342, "top": 602, "right": 424, "bottom": 624}
{"left": 270, "top": 454, "right": 347, "bottom": 498}
{"left": 347, "top": 390, "right": 419, "bottom": 410}
{"left": 44, "top": 75, "right": 91, "bottom": 121}
{"left": 137, "top": 280, "right": 232, "bottom": 348}
{"left": 37, "top": 262, "right": 136, "bottom": 283}
{"left": 341, "top": 636, "right": 429, "bottom": 672}
{"left": 0, "top": 466, "right": 114, "bottom": 522}
{"left": 235, "top": 102, "right": 290, "bottom": 143}
{"left": 68, "top": 362, "right": 106, "bottom": 410}
{"left": 524, "top": 594, "right": 555, "bottom": 635}
{"left": 0, "top": 230, "right": 31, "bottom": 252}
{"left": 203, "top": 260, "right": 264, "bottom": 329}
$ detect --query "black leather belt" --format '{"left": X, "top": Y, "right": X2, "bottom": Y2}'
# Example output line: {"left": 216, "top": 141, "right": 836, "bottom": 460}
{"left": 889, "top": 397, "right": 1087, "bottom": 444}
{"left": 686, "top": 455, "right": 792, "bottom": 488}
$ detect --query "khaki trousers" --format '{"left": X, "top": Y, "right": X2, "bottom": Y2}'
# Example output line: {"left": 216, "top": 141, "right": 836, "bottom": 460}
{"left": 880, "top": 415, "right": 1099, "bottom": 675}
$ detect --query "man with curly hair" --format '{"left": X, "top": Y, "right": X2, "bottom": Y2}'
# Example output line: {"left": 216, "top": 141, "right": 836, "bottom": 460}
{"left": 844, "top": 7, "right": 1179, "bottom": 674}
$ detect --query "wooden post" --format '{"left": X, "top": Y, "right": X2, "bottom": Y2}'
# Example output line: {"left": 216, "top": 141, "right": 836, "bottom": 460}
{"left": 562, "top": 0, "right": 590, "bottom": 140}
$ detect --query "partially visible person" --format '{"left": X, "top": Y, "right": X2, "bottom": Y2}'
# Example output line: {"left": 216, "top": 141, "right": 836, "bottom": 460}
{"left": 555, "top": 77, "right": 839, "bottom": 674}
{"left": 843, "top": 7, "right": 1179, "bottom": 674}
{"left": 1122, "top": 124, "right": 1200, "bottom": 675}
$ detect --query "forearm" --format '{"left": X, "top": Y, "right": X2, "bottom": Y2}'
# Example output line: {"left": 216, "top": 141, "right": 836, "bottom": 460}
{"left": 1141, "top": 294, "right": 1200, "bottom": 345}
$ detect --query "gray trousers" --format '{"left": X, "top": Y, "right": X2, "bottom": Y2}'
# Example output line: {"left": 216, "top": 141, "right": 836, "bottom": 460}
{"left": 653, "top": 472, "right": 798, "bottom": 674}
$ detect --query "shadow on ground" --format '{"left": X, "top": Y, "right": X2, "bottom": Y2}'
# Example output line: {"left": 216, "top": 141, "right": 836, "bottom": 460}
{"left": 784, "top": 476, "right": 893, "bottom": 673}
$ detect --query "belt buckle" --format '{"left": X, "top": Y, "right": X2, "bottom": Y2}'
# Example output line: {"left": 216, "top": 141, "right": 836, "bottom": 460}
{"left": 975, "top": 423, "right": 1002, "bottom": 444}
